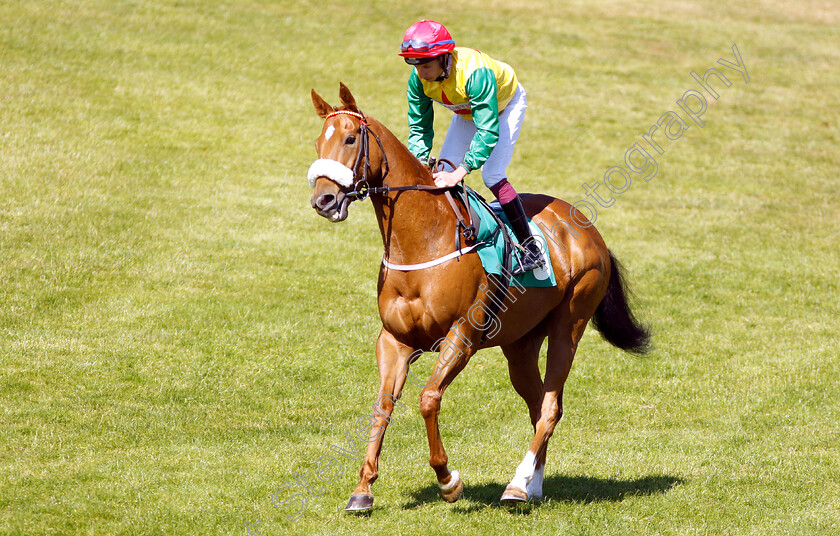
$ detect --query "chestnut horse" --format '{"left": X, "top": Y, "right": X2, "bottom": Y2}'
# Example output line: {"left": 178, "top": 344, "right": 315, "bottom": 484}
{"left": 307, "top": 84, "right": 650, "bottom": 511}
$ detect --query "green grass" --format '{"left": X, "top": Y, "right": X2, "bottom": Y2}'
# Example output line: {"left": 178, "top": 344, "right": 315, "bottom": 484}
{"left": 1, "top": 1, "right": 838, "bottom": 534}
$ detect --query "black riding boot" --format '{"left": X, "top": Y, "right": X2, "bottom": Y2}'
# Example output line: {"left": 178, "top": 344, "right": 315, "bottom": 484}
{"left": 501, "top": 195, "right": 546, "bottom": 274}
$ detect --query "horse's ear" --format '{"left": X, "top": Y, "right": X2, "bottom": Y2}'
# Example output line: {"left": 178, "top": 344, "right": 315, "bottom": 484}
{"left": 311, "top": 89, "right": 335, "bottom": 119}
{"left": 338, "top": 82, "right": 361, "bottom": 114}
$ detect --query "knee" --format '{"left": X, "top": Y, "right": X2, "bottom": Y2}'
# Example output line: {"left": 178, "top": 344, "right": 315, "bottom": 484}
{"left": 488, "top": 178, "right": 518, "bottom": 204}
{"left": 418, "top": 390, "right": 442, "bottom": 419}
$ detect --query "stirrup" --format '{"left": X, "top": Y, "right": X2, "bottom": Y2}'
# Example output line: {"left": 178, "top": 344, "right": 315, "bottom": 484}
{"left": 512, "top": 243, "right": 546, "bottom": 275}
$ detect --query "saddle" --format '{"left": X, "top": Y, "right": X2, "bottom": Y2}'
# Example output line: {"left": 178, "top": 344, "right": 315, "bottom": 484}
{"left": 449, "top": 185, "right": 557, "bottom": 342}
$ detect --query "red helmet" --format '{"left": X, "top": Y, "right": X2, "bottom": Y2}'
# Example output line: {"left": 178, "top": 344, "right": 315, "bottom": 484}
{"left": 398, "top": 20, "right": 455, "bottom": 64}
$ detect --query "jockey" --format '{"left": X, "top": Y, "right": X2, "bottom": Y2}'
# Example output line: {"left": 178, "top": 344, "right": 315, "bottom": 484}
{"left": 399, "top": 19, "right": 545, "bottom": 274}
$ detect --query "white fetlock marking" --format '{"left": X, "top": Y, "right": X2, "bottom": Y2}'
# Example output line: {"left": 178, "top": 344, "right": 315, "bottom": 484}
{"left": 526, "top": 464, "right": 544, "bottom": 499}
{"left": 508, "top": 451, "right": 537, "bottom": 494}
{"left": 307, "top": 158, "right": 354, "bottom": 188}
{"left": 438, "top": 470, "right": 461, "bottom": 492}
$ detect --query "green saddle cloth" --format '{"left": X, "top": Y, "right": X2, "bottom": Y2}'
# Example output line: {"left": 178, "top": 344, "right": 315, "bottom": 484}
{"left": 459, "top": 187, "right": 557, "bottom": 288}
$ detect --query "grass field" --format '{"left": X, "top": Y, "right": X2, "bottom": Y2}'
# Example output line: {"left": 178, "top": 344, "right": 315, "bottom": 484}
{"left": 1, "top": 1, "right": 839, "bottom": 535}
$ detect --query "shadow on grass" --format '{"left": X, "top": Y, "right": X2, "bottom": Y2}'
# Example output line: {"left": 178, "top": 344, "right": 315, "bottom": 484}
{"left": 402, "top": 474, "right": 685, "bottom": 513}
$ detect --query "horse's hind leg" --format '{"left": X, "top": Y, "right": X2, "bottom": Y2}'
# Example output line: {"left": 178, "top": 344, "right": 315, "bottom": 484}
{"left": 501, "top": 329, "right": 547, "bottom": 498}
{"left": 501, "top": 271, "right": 606, "bottom": 503}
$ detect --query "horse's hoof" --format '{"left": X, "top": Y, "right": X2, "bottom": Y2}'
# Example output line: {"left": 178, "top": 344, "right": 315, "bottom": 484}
{"left": 439, "top": 470, "right": 464, "bottom": 503}
{"left": 500, "top": 485, "right": 528, "bottom": 504}
{"left": 345, "top": 493, "right": 374, "bottom": 512}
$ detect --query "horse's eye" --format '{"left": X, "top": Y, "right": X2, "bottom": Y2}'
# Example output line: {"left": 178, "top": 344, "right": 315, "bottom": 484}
{"left": 345, "top": 135, "right": 356, "bottom": 145}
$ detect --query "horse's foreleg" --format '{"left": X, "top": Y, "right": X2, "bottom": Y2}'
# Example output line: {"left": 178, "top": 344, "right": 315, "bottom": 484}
{"left": 345, "top": 328, "right": 413, "bottom": 512}
{"left": 417, "top": 324, "right": 476, "bottom": 503}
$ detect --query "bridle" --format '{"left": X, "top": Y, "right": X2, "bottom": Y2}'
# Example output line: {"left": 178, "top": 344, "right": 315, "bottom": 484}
{"left": 323, "top": 110, "right": 391, "bottom": 201}
{"left": 323, "top": 109, "right": 476, "bottom": 241}
{"left": 325, "top": 110, "right": 450, "bottom": 200}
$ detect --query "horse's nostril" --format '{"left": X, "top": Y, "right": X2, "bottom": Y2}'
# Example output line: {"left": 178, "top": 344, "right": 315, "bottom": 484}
{"left": 317, "top": 194, "right": 335, "bottom": 210}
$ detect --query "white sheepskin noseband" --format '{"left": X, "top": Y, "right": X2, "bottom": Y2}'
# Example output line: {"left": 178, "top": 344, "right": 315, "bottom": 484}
{"left": 307, "top": 158, "right": 354, "bottom": 189}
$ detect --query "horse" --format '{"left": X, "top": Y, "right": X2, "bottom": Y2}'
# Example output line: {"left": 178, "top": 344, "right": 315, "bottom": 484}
{"left": 307, "top": 83, "right": 650, "bottom": 511}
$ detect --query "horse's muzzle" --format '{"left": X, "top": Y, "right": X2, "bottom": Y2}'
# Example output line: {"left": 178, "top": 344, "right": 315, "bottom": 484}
{"left": 310, "top": 177, "right": 351, "bottom": 222}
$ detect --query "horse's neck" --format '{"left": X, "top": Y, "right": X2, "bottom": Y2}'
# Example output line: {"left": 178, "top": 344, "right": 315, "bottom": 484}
{"left": 369, "top": 122, "right": 458, "bottom": 263}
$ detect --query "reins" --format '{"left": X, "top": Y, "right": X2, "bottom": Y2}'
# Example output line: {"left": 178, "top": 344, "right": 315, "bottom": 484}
{"left": 326, "top": 109, "right": 476, "bottom": 242}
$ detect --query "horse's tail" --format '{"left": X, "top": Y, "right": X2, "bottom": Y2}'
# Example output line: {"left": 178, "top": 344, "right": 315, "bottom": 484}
{"left": 591, "top": 250, "right": 652, "bottom": 355}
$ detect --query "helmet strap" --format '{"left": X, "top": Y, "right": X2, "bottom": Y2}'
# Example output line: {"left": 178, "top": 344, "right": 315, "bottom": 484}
{"left": 435, "top": 54, "right": 453, "bottom": 82}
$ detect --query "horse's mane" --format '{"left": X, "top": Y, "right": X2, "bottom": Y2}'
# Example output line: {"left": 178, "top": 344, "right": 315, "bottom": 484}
{"left": 337, "top": 106, "right": 434, "bottom": 181}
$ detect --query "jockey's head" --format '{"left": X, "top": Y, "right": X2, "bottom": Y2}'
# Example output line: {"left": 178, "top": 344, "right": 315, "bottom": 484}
{"left": 399, "top": 20, "right": 455, "bottom": 81}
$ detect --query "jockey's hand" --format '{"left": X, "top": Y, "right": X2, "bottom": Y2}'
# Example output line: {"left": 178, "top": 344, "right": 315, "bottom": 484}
{"left": 433, "top": 166, "right": 468, "bottom": 188}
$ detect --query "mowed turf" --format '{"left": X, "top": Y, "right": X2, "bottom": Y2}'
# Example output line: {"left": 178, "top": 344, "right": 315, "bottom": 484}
{"left": 1, "top": 1, "right": 838, "bottom": 535}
